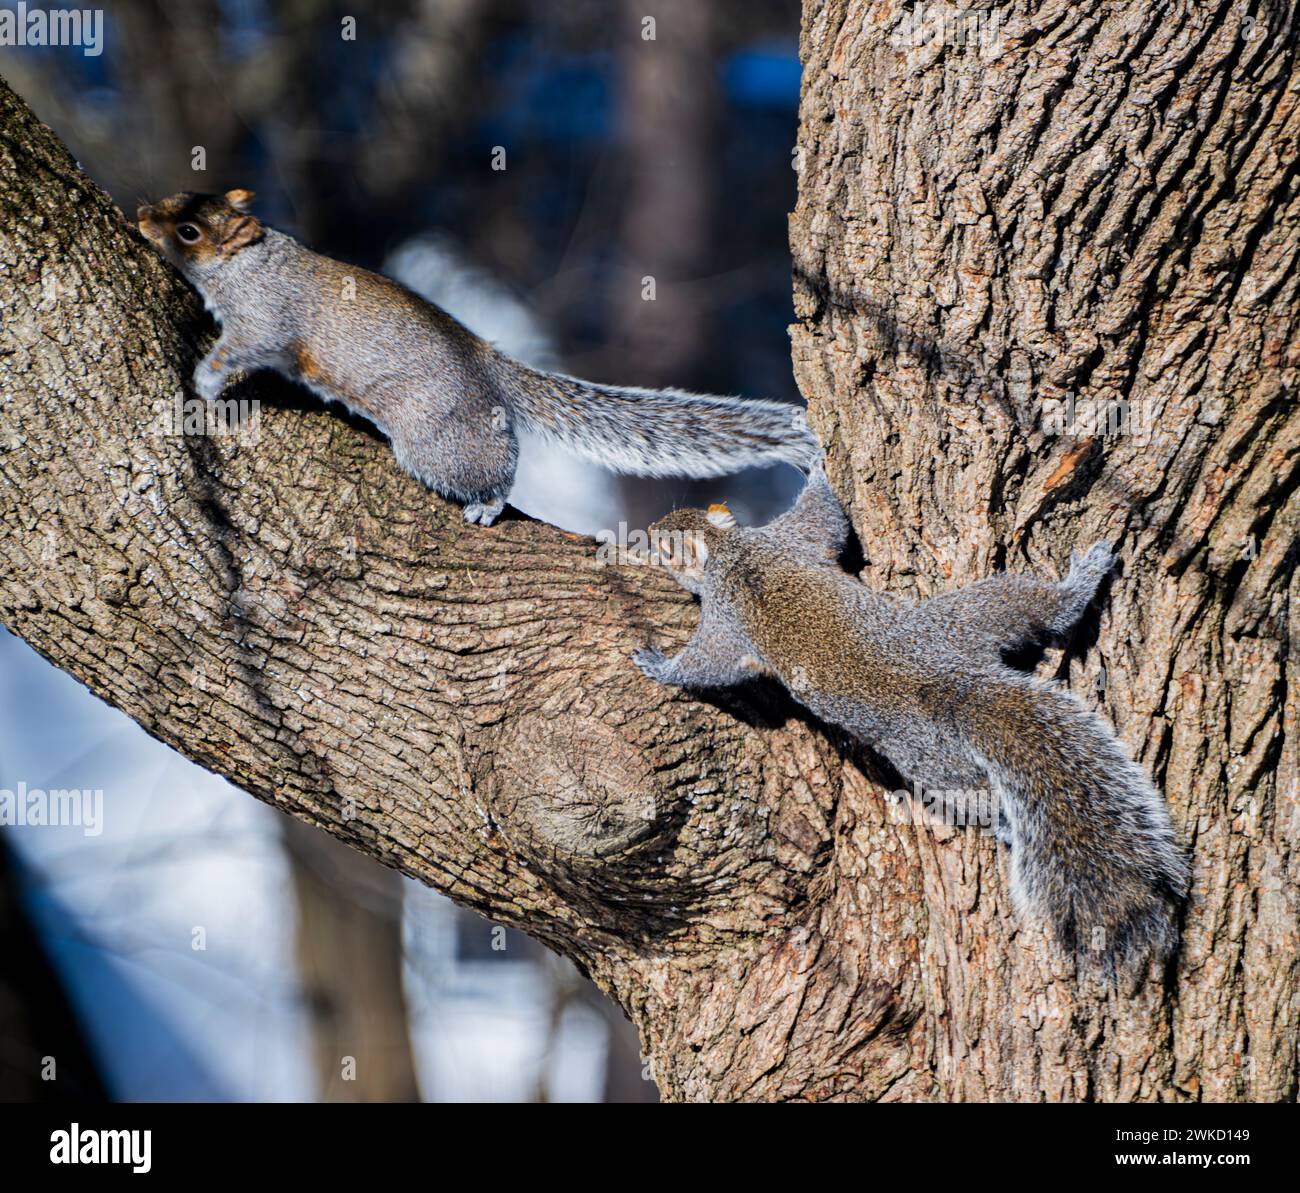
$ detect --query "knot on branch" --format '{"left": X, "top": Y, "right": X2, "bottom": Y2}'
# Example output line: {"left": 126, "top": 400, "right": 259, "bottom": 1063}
{"left": 489, "top": 713, "right": 670, "bottom": 875}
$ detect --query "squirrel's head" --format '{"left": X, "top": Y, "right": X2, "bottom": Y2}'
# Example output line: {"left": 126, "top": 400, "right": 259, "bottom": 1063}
{"left": 137, "top": 189, "right": 263, "bottom": 275}
{"left": 647, "top": 503, "right": 737, "bottom": 592}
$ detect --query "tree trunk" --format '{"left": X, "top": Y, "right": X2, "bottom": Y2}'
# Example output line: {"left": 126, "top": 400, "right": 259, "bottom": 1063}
{"left": 791, "top": 0, "right": 1299, "bottom": 1100}
{"left": 1, "top": 0, "right": 1296, "bottom": 1101}
{"left": 611, "top": 0, "right": 717, "bottom": 386}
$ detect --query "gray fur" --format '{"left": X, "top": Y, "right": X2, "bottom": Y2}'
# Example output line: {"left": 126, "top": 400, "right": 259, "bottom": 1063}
{"left": 504, "top": 362, "right": 819, "bottom": 479}
{"left": 138, "top": 192, "right": 818, "bottom": 527}
{"left": 636, "top": 469, "right": 1189, "bottom": 974}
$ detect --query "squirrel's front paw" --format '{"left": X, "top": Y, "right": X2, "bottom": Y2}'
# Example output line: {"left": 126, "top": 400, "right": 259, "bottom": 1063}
{"left": 192, "top": 362, "right": 228, "bottom": 402}
{"left": 633, "top": 647, "right": 677, "bottom": 685}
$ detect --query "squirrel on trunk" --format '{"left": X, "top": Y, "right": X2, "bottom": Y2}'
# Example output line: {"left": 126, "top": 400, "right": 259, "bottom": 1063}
{"left": 634, "top": 465, "right": 1189, "bottom": 973}
{"left": 136, "top": 189, "right": 818, "bottom": 526}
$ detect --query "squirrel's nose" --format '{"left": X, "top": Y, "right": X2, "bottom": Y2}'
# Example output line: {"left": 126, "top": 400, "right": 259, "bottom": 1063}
{"left": 136, "top": 205, "right": 153, "bottom": 222}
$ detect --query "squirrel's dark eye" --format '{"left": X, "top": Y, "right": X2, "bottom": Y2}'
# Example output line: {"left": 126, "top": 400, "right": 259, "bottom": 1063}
{"left": 176, "top": 223, "right": 201, "bottom": 244}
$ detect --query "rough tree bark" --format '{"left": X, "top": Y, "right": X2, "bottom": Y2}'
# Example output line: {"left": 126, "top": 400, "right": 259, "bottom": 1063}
{"left": 0, "top": 0, "right": 1296, "bottom": 1103}
{"left": 791, "top": 0, "right": 1299, "bottom": 1100}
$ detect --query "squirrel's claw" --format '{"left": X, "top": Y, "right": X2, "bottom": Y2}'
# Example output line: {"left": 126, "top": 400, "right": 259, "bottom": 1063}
{"left": 463, "top": 499, "right": 505, "bottom": 527}
{"left": 193, "top": 363, "right": 228, "bottom": 403}
{"left": 1070, "top": 541, "right": 1116, "bottom": 572}
{"left": 1062, "top": 542, "right": 1116, "bottom": 598}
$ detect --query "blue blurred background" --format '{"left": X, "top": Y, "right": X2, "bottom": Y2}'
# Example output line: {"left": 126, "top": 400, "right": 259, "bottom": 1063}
{"left": 0, "top": 0, "right": 803, "bottom": 1102}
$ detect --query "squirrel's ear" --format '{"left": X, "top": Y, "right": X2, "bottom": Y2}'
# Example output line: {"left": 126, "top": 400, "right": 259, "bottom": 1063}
{"left": 706, "top": 503, "right": 736, "bottom": 529}
{"left": 221, "top": 215, "right": 264, "bottom": 254}
{"left": 224, "top": 188, "right": 255, "bottom": 212}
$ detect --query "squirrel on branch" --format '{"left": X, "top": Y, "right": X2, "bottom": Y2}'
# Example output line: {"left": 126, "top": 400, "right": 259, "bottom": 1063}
{"left": 634, "top": 465, "right": 1189, "bottom": 973}
{"left": 136, "top": 189, "right": 818, "bottom": 527}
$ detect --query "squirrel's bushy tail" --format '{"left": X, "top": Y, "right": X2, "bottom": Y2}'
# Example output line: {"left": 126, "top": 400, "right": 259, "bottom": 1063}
{"left": 960, "top": 678, "right": 1188, "bottom": 973}
{"left": 500, "top": 362, "right": 820, "bottom": 477}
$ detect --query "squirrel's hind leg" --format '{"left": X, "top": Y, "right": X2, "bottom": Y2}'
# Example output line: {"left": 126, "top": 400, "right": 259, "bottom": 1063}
{"left": 389, "top": 402, "right": 518, "bottom": 529}
{"left": 766, "top": 460, "right": 850, "bottom": 561}
{"left": 1052, "top": 542, "right": 1116, "bottom": 634}
{"left": 922, "top": 543, "right": 1116, "bottom": 659}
